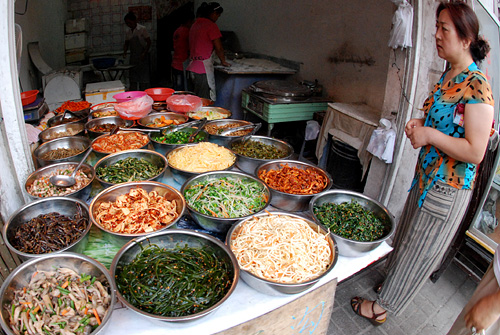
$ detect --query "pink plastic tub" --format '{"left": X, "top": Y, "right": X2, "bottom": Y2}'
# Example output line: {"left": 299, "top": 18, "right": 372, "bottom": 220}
{"left": 113, "top": 91, "right": 147, "bottom": 103}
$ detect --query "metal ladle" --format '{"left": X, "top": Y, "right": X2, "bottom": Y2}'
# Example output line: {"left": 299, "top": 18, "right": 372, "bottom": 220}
{"left": 49, "top": 147, "right": 93, "bottom": 187}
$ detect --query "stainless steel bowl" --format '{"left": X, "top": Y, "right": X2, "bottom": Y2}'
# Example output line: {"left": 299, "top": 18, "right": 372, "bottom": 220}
{"left": 204, "top": 119, "right": 252, "bottom": 148}
{"left": 47, "top": 108, "right": 90, "bottom": 128}
{"left": 34, "top": 136, "right": 91, "bottom": 167}
{"left": 3, "top": 197, "right": 91, "bottom": 260}
{"left": 137, "top": 112, "right": 188, "bottom": 129}
{"left": 257, "top": 160, "right": 332, "bottom": 212}
{"left": 230, "top": 135, "right": 294, "bottom": 175}
{"left": 110, "top": 229, "right": 238, "bottom": 322}
{"left": 187, "top": 106, "right": 231, "bottom": 121}
{"left": 181, "top": 170, "right": 271, "bottom": 234}
{"left": 0, "top": 252, "right": 116, "bottom": 335}
{"left": 94, "top": 149, "right": 168, "bottom": 188}
{"left": 91, "top": 104, "right": 118, "bottom": 118}
{"left": 149, "top": 127, "right": 209, "bottom": 156}
{"left": 38, "top": 123, "right": 85, "bottom": 143}
{"left": 309, "top": 190, "right": 395, "bottom": 257}
{"left": 91, "top": 131, "right": 150, "bottom": 160}
{"left": 226, "top": 211, "right": 338, "bottom": 295}
{"left": 85, "top": 116, "right": 134, "bottom": 140}
{"left": 166, "top": 143, "right": 236, "bottom": 185}
{"left": 25, "top": 161, "right": 95, "bottom": 201}
{"left": 89, "top": 181, "right": 186, "bottom": 245}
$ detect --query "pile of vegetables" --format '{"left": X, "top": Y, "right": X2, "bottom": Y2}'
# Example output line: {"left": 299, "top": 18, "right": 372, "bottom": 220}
{"left": 313, "top": 201, "right": 385, "bottom": 242}
{"left": 96, "top": 157, "right": 163, "bottom": 184}
{"left": 115, "top": 244, "right": 232, "bottom": 317}
{"left": 183, "top": 176, "right": 268, "bottom": 218}
{"left": 151, "top": 130, "right": 205, "bottom": 144}
{"left": 231, "top": 140, "right": 288, "bottom": 160}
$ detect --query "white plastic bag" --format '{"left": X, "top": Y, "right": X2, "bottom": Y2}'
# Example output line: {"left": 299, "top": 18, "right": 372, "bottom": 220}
{"left": 388, "top": 0, "right": 413, "bottom": 49}
{"left": 115, "top": 94, "right": 154, "bottom": 120}
{"left": 367, "top": 118, "right": 396, "bottom": 164}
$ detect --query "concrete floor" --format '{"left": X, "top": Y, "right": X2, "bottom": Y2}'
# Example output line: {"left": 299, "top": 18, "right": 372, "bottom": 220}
{"left": 327, "top": 260, "right": 478, "bottom": 335}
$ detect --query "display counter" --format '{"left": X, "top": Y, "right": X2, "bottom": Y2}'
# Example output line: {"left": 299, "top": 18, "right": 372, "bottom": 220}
{"left": 81, "top": 162, "right": 393, "bottom": 335}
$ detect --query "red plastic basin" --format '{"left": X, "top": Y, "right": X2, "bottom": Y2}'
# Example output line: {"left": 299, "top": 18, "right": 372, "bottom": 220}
{"left": 145, "top": 87, "right": 175, "bottom": 102}
{"left": 21, "top": 90, "right": 39, "bottom": 106}
{"left": 113, "top": 91, "right": 147, "bottom": 103}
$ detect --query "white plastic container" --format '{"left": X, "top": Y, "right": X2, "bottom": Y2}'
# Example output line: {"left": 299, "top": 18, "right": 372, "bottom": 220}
{"left": 85, "top": 80, "right": 125, "bottom": 105}
{"left": 65, "top": 32, "right": 87, "bottom": 50}
{"left": 65, "top": 18, "right": 89, "bottom": 34}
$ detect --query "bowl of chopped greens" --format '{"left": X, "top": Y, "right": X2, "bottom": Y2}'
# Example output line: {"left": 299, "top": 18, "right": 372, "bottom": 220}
{"left": 0, "top": 252, "right": 116, "bottom": 335}
{"left": 110, "top": 229, "right": 239, "bottom": 322}
{"left": 230, "top": 135, "right": 294, "bottom": 175}
{"left": 94, "top": 149, "right": 168, "bottom": 188}
{"left": 181, "top": 170, "right": 271, "bottom": 234}
{"left": 309, "top": 190, "right": 395, "bottom": 257}
{"left": 149, "top": 127, "right": 209, "bottom": 155}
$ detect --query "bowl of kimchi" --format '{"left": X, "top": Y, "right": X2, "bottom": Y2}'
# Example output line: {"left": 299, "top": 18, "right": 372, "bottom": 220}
{"left": 91, "top": 131, "right": 150, "bottom": 159}
{"left": 89, "top": 181, "right": 186, "bottom": 244}
{"left": 256, "top": 160, "right": 332, "bottom": 212}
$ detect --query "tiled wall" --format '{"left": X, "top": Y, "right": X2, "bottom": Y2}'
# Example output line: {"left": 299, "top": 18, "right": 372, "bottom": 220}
{"left": 67, "top": 0, "right": 156, "bottom": 56}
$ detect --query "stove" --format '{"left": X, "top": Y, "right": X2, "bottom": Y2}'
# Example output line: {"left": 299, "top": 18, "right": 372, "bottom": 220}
{"left": 241, "top": 80, "right": 330, "bottom": 135}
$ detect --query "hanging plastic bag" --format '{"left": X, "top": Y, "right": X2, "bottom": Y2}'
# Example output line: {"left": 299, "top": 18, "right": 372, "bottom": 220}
{"left": 115, "top": 94, "right": 154, "bottom": 120}
{"left": 367, "top": 118, "right": 396, "bottom": 163}
{"left": 388, "top": 0, "right": 413, "bottom": 49}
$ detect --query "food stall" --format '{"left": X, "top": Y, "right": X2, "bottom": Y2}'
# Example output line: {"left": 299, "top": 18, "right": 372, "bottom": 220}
{"left": 0, "top": 93, "right": 394, "bottom": 335}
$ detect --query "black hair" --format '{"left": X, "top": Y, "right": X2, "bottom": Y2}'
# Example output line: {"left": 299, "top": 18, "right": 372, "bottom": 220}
{"left": 436, "top": 1, "right": 490, "bottom": 63}
{"left": 196, "top": 2, "right": 223, "bottom": 18}
{"left": 124, "top": 12, "right": 136, "bottom": 22}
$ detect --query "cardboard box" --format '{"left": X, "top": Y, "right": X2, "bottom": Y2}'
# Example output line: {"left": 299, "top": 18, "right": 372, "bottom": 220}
{"left": 85, "top": 80, "right": 125, "bottom": 105}
{"left": 65, "top": 18, "right": 89, "bottom": 34}
{"left": 65, "top": 48, "right": 86, "bottom": 64}
{"left": 65, "top": 32, "right": 87, "bottom": 50}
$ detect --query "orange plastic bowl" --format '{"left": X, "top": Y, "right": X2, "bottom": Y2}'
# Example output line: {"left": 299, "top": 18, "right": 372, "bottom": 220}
{"left": 166, "top": 94, "right": 203, "bottom": 113}
{"left": 21, "top": 90, "right": 39, "bottom": 106}
{"left": 145, "top": 88, "right": 175, "bottom": 102}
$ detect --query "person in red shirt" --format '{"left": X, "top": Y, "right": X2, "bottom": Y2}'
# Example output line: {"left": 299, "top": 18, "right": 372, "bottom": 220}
{"left": 171, "top": 11, "right": 195, "bottom": 91}
{"left": 186, "top": 2, "right": 230, "bottom": 101}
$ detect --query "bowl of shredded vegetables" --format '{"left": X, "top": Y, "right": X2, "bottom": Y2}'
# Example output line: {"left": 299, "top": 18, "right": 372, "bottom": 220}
{"left": 187, "top": 106, "right": 231, "bottom": 121}
{"left": 110, "top": 229, "right": 239, "bottom": 322}
{"left": 181, "top": 170, "right": 271, "bottom": 234}
{"left": 149, "top": 127, "right": 209, "bottom": 155}
{"left": 0, "top": 252, "right": 116, "bottom": 335}
{"left": 89, "top": 181, "right": 186, "bottom": 244}
{"left": 166, "top": 142, "right": 236, "bottom": 185}
{"left": 257, "top": 160, "right": 332, "bottom": 212}
{"left": 94, "top": 149, "right": 168, "bottom": 188}
{"left": 34, "top": 136, "right": 91, "bottom": 167}
{"left": 309, "top": 190, "right": 395, "bottom": 257}
{"left": 226, "top": 211, "right": 337, "bottom": 295}
{"left": 25, "top": 162, "right": 95, "bottom": 202}
{"left": 230, "top": 135, "right": 294, "bottom": 175}
{"left": 3, "top": 197, "right": 92, "bottom": 260}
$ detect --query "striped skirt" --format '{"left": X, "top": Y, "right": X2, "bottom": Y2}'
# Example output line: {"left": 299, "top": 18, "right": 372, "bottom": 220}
{"left": 377, "top": 180, "right": 472, "bottom": 315}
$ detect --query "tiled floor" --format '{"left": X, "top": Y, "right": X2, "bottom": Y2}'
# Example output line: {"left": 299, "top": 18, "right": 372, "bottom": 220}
{"left": 327, "top": 260, "right": 478, "bottom": 335}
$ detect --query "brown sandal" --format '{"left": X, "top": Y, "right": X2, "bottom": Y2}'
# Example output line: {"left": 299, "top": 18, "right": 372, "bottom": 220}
{"left": 350, "top": 296, "right": 387, "bottom": 326}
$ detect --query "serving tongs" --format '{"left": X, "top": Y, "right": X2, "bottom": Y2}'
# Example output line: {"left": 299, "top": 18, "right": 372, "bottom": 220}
{"left": 188, "top": 117, "right": 208, "bottom": 143}
{"left": 219, "top": 123, "right": 262, "bottom": 136}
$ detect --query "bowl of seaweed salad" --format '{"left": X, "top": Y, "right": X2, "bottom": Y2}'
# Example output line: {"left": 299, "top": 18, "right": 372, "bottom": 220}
{"left": 309, "top": 190, "right": 395, "bottom": 257}
{"left": 110, "top": 229, "right": 239, "bottom": 322}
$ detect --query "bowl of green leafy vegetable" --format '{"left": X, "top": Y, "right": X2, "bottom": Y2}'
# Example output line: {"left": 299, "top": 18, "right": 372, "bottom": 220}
{"left": 309, "top": 190, "right": 395, "bottom": 257}
{"left": 110, "top": 229, "right": 239, "bottom": 322}
{"left": 94, "top": 149, "right": 168, "bottom": 188}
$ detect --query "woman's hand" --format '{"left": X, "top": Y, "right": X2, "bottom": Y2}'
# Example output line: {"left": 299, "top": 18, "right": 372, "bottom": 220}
{"left": 405, "top": 118, "right": 429, "bottom": 149}
{"left": 220, "top": 60, "right": 231, "bottom": 67}
{"left": 465, "top": 291, "right": 500, "bottom": 333}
